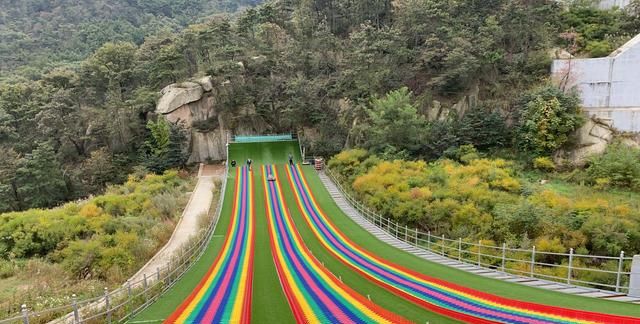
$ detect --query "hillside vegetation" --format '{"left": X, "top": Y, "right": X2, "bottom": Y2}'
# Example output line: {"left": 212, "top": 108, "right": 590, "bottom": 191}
{"left": 0, "top": 170, "right": 194, "bottom": 316}
{"left": 1, "top": 0, "right": 639, "bottom": 214}
{"left": 0, "top": 0, "right": 261, "bottom": 74}
{"left": 330, "top": 149, "right": 640, "bottom": 256}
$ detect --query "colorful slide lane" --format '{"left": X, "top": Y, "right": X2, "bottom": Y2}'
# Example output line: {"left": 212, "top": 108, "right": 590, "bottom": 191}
{"left": 285, "top": 164, "right": 640, "bottom": 324}
{"left": 164, "top": 166, "right": 255, "bottom": 324}
{"left": 262, "top": 165, "right": 409, "bottom": 324}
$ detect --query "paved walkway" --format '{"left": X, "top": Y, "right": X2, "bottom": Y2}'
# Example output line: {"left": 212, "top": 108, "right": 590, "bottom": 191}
{"left": 129, "top": 164, "right": 224, "bottom": 284}
{"left": 317, "top": 171, "right": 640, "bottom": 304}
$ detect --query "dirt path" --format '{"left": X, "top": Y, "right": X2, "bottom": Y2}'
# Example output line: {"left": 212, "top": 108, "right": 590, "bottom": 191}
{"left": 128, "top": 164, "right": 224, "bottom": 284}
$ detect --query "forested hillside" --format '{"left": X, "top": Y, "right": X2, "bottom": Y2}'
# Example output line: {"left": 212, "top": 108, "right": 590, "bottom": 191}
{"left": 0, "top": 0, "right": 261, "bottom": 75}
{"left": 0, "top": 0, "right": 639, "bottom": 214}
{"left": 2, "top": 0, "right": 640, "bottom": 315}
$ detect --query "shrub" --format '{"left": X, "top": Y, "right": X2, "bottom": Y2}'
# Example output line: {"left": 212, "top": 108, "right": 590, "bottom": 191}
{"left": 533, "top": 157, "right": 556, "bottom": 171}
{"left": 0, "top": 259, "right": 15, "bottom": 279}
{"left": 585, "top": 40, "right": 613, "bottom": 57}
{"left": 516, "top": 85, "right": 583, "bottom": 155}
{"left": 444, "top": 144, "right": 480, "bottom": 164}
{"left": 0, "top": 170, "right": 190, "bottom": 282}
{"left": 328, "top": 149, "right": 370, "bottom": 182}
{"left": 586, "top": 143, "right": 640, "bottom": 190}
{"left": 456, "top": 107, "right": 510, "bottom": 151}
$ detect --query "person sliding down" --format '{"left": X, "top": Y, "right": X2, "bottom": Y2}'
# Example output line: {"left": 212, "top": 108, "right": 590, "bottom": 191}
{"left": 247, "top": 158, "right": 252, "bottom": 171}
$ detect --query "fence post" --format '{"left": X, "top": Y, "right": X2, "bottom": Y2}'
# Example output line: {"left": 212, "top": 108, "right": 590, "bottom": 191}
{"left": 21, "top": 304, "right": 28, "bottom": 324}
{"left": 157, "top": 267, "right": 161, "bottom": 282}
{"left": 105, "top": 287, "right": 112, "bottom": 324}
{"left": 143, "top": 273, "right": 149, "bottom": 302}
{"left": 630, "top": 255, "right": 640, "bottom": 297}
{"left": 72, "top": 294, "right": 80, "bottom": 323}
{"left": 616, "top": 251, "right": 625, "bottom": 293}
{"left": 501, "top": 243, "right": 506, "bottom": 272}
{"left": 567, "top": 248, "right": 574, "bottom": 285}
{"left": 405, "top": 225, "right": 408, "bottom": 242}
{"left": 530, "top": 246, "right": 536, "bottom": 278}
{"left": 441, "top": 234, "right": 445, "bottom": 256}
{"left": 458, "top": 238, "right": 462, "bottom": 261}
{"left": 427, "top": 231, "right": 431, "bottom": 251}
{"left": 477, "top": 240, "right": 481, "bottom": 266}
{"left": 415, "top": 228, "right": 418, "bottom": 247}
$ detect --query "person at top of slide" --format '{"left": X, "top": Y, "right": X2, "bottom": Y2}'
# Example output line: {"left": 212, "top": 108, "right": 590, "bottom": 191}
{"left": 246, "top": 158, "right": 252, "bottom": 170}
{"left": 288, "top": 153, "right": 294, "bottom": 165}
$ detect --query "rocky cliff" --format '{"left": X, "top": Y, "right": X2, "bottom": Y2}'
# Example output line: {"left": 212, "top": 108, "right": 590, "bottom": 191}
{"left": 155, "top": 77, "right": 230, "bottom": 164}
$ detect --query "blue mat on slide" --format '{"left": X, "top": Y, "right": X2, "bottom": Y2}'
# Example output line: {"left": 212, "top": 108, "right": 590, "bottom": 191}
{"left": 234, "top": 135, "right": 293, "bottom": 143}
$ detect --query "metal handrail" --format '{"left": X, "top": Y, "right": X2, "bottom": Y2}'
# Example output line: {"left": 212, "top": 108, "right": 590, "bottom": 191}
{"left": 324, "top": 167, "right": 633, "bottom": 294}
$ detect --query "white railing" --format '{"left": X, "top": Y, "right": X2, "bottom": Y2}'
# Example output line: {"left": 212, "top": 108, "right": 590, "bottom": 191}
{"left": 324, "top": 168, "right": 636, "bottom": 294}
{"left": 0, "top": 167, "right": 228, "bottom": 324}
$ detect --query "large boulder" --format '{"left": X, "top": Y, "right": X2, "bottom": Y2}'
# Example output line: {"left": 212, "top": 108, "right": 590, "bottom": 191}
{"left": 155, "top": 76, "right": 269, "bottom": 163}
{"left": 157, "top": 82, "right": 204, "bottom": 114}
{"left": 555, "top": 117, "right": 615, "bottom": 166}
{"left": 196, "top": 76, "right": 214, "bottom": 92}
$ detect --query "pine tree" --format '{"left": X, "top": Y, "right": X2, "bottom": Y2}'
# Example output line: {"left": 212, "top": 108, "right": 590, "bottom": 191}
{"left": 15, "top": 142, "right": 67, "bottom": 209}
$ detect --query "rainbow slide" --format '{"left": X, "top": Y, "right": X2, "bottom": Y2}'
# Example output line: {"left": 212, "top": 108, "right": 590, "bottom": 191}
{"left": 262, "top": 165, "right": 409, "bottom": 324}
{"left": 285, "top": 164, "right": 640, "bottom": 324}
{"left": 164, "top": 166, "right": 255, "bottom": 324}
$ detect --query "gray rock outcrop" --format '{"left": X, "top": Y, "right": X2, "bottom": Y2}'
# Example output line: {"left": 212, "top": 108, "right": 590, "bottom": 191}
{"left": 155, "top": 75, "right": 270, "bottom": 164}
{"left": 554, "top": 117, "right": 615, "bottom": 166}
{"left": 156, "top": 77, "right": 226, "bottom": 163}
{"left": 157, "top": 82, "right": 204, "bottom": 114}
{"left": 426, "top": 84, "right": 479, "bottom": 122}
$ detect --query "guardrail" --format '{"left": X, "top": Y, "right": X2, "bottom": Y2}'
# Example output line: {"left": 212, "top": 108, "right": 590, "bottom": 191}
{"left": 228, "top": 133, "right": 298, "bottom": 143}
{"left": 324, "top": 168, "right": 637, "bottom": 294}
{"left": 0, "top": 166, "right": 229, "bottom": 324}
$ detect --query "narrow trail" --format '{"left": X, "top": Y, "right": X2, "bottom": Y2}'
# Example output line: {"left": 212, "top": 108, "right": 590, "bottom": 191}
{"left": 129, "top": 164, "right": 223, "bottom": 286}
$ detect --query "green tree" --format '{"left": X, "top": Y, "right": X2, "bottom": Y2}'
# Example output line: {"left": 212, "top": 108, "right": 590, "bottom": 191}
{"left": 0, "top": 147, "right": 20, "bottom": 212}
{"left": 141, "top": 118, "right": 188, "bottom": 173}
{"left": 15, "top": 142, "right": 67, "bottom": 209}
{"left": 364, "top": 87, "right": 427, "bottom": 155}
{"left": 457, "top": 107, "right": 509, "bottom": 151}
{"left": 82, "top": 42, "right": 139, "bottom": 102}
{"left": 516, "top": 85, "right": 583, "bottom": 156}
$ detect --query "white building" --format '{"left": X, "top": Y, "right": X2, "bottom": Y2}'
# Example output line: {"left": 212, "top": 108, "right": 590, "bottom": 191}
{"left": 597, "top": 0, "right": 631, "bottom": 9}
{"left": 558, "top": 0, "right": 632, "bottom": 9}
{"left": 551, "top": 34, "right": 640, "bottom": 132}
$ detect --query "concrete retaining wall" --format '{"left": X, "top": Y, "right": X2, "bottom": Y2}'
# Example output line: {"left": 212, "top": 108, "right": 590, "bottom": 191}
{"left": 552, "top": 34, "right": 640, "bottom": 132}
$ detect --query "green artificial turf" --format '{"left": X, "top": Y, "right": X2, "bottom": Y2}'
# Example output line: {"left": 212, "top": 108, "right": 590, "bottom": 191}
{"left": 131, "top": 141, "right": 639, "bottom": 323}
{"left": 251, "top": 168, "right": 295, "bottom": 323}
{"left": 228, "top": 141, "right": 302, "bottom": 166}
{"left": 295, "top": 165, "right": 640, "bottom": 318}
{"left": 129, "top": 170, "right": 238, "bottom": 322}
{"left": 129, "top": 142, "right": 297, "bottom": 323}
{"left": 276, "top": 165, "right": 457, "bottom": 323}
